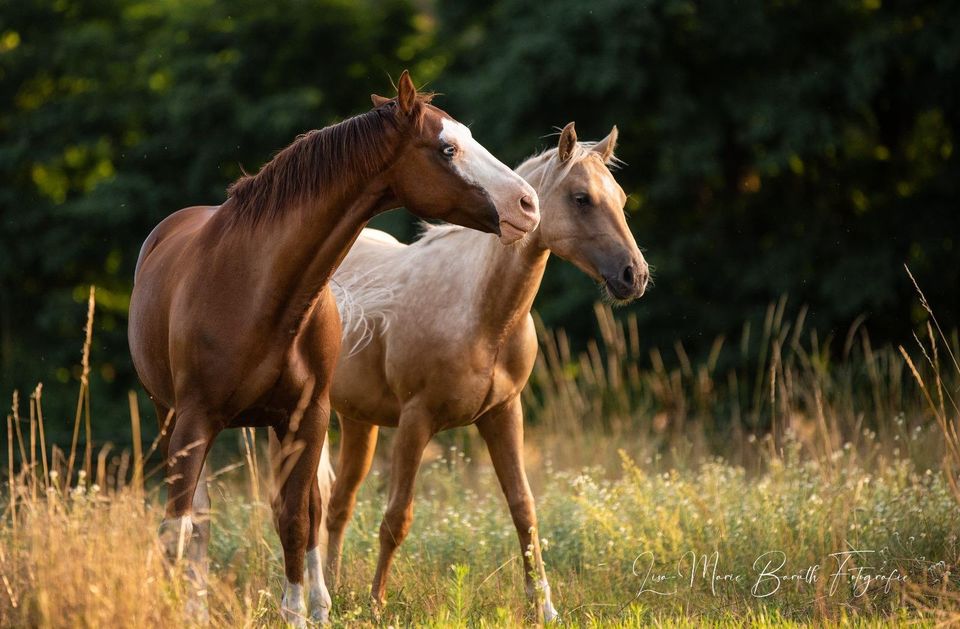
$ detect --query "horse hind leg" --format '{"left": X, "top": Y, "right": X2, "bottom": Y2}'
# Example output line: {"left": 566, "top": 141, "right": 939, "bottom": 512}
{"left": 158, "top": 407, "right": 217, "bottom": 560}
{"left": 371, "top": 410, "right": 432, "bottom": 609}
{"left": 324, "top": 416, "right": 379, "bottom": 589}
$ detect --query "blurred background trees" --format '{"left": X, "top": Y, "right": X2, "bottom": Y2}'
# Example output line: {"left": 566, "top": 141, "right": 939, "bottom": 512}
{"left": 2, "top": 0, "right": 958, "bottom": 440}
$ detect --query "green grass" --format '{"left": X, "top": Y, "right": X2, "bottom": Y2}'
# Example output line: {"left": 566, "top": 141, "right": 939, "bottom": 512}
{"left": 2, "top": 296, "right": 959, "bottom": 627}
{"left": 204, "top": 437, "right": 957, "bottom": 626}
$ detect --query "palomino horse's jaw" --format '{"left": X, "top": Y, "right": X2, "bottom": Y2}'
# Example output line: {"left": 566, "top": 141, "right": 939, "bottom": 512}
{"left": 439, "top": 118, "right": 540, "bottom": 244}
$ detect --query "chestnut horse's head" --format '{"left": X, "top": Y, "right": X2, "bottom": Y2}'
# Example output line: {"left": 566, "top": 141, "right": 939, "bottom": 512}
{"left": 373, "top": 71, "right": 540, "bottom": 244}
{"left": 520, "top": 122, "right": 649, "bottom": 302}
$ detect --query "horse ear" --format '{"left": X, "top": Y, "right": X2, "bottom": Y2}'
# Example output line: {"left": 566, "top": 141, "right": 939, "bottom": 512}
{"left": 371, "top": 94, "right": 391, "bottom": 107}
{"left": 396, "top": 70, "right": 417, "bottom": 114}
{"left": 557, "top": 122, "right": 577, "bottom": 162}
{"left": 593, "top": 125, "right": 619, "bottom": 164}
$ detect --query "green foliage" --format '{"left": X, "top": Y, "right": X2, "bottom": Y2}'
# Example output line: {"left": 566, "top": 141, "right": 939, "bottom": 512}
{"left": 1, "top": 0, "right": 959, "bottom": 439}
{"left": 434, "top": 0, "right": 960, "bottom": 348}
{"left": 0, "top": 0, "right": 438, "bottom": 434}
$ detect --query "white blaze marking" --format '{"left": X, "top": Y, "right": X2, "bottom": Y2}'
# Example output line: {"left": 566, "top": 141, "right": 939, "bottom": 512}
{"left": 439, "top": 118, "right": 539, "bottom": 234}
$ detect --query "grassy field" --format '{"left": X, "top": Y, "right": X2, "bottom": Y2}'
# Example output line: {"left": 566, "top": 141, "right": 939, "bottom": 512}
{"left": 2, "top": 293, "right": 959, "bottom": 627}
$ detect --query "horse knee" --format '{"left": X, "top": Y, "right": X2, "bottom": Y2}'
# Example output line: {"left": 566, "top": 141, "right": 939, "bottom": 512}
{"left": 326, "top": 493, "right": 354, "bottom": 531}
{"left": 379, "top": 506, "right": 413, "bottom": 548}
{"left": 508, "top": 496, "right": 536, "bottom": 532}
{"left": 278, "top": 504, "right": 310, "bottom": 553}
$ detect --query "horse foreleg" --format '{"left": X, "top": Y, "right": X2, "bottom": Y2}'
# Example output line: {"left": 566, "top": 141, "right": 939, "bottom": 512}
{"left": 476, "top": 397, "right": 558, "bottom": 622}
{"left": 158, "top": 410, "right": 218, "bottom": 621}
{"left": 325, "top": 416, "right": 379, "bottom": 588}
{"left": 184, "top": 460, "right": 211, "bottom": 623}
{"left": 159, "top": 411, "right": 217, "bottom": 561}
{"left": 274, "top": 400, "right": 331, "bottom": 627}
{"left": 371, "top": 408, "right": 432, "bottom": 609}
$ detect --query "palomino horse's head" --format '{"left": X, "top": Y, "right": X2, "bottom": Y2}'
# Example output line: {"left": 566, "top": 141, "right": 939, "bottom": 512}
{"left": 520, "top": 122, "right": 649, "bottom": 302}
{"left": 373, "top": 71, "right": 540, "bottom": 244}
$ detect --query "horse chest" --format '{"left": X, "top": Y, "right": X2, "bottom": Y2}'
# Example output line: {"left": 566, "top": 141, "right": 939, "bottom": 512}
{"left": 429, "top": 338, "right": 529, "bottom": 430}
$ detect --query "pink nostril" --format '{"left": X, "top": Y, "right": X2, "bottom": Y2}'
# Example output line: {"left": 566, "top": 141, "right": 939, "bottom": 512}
{"left": 520, "top": 194, "right": 536, "bottom": 217}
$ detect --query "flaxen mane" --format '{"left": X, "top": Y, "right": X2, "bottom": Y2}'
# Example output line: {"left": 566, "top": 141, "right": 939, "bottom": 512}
{"left": 415, "top": 140, "right": 619, "bottom": 246}
{"left": 334, "top": 136, "right": 622, "bottom": 352}
{"left": 226, "top": 95, "right": 435, "bottom": 225}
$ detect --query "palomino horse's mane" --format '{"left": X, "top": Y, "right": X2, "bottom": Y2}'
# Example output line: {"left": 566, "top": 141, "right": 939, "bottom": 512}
{"left": 332, "top": 138, "right": 621, "bottom": 353}
{"left": 226, "top": 95, "right": 435, "bottom": 225}
{"left": 416, "top": 139, "right": 617, "bottom": 247}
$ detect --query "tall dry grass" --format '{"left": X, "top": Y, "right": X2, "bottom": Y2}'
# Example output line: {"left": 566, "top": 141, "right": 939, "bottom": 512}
{"left": 524, "top": 293, "right": 959, "bottom": 480}
{"left": 0, "top": 277, "right": 958, "bottom": 627}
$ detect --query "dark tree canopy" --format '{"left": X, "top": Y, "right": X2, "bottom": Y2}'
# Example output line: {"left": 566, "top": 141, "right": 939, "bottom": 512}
{"left": 1, "top": 0, "right": 958, "bottom": 438}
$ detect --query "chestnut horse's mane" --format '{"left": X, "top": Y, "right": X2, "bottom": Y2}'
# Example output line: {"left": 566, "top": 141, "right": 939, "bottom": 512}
{"left": 226, "top": 94, "right": 435, "bottom": 225}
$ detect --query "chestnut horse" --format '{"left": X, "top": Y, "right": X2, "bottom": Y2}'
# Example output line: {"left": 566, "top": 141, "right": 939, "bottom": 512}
{"left": 128, "top": 71, "right": 539, "bottom": 626}
{"left": 312, "top": 123, "right": 648, "bottom": 619}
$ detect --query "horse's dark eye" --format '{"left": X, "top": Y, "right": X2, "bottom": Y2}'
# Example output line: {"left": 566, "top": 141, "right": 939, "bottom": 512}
{"left": 573, "top": 193, "right": 591, "bottom": 208}
{"left": 442, "top": 144, "right": 458, "bottom": 158}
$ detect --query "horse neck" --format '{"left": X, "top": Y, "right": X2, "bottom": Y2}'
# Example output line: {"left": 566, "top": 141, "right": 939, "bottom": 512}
{"left": 213, "top": 177, "right": 396, "bottom": 341}
{"left": 466, "top": 227, "right": 551, "bottom": 342}
{"left": 287, "top": 191, "right": 391, "bottom": 328}
{"left": 463, "top": 155, "right": 562, "bottom": 341}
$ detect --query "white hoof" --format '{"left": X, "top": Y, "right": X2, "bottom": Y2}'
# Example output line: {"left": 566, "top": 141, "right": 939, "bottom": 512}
{"left": 184, "top": 591, "right": 210, "bottom": 625}
{"left": 307, "top": 583, "right": 331, "bottom": 625}
{"left": 309, "top": 605, "right": 330, "bottom": 625}
{"left": 543, "top": 600, "right": 559, "bottom": 623}
{"left": 528, "top": 579, "right": 558, "bottom": 623}
{"left": 306, "top": 547, "right": 332, "bottom": 624}
{"left": 281, "top": 581, "right": 306, "bottom": 628}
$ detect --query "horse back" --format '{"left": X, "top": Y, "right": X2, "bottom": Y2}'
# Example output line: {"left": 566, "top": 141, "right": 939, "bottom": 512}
{"left": 134, "top": 205, "right": 218, "bottom": 281}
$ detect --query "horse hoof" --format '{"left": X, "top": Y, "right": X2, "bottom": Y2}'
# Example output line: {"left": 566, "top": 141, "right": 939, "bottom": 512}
{"left": 184, "top": 593, "right": 210, "bottom": 625}
{"left": 280, "top": 608, "right": 307, "bottom": 629}
{"left": 281, "top": 581, "right": 306, "bottom": 628}
{"left": 370, "top": 597, "right": 385, "bottom": 622}
{"left": 543, "top": 602, "right": 559, "bottom": 623}
{"left": 308, "top": 590, "right": 331, "bottom": 625}
{"left": 309, "top": 606, "right": 330, "bottom": 625}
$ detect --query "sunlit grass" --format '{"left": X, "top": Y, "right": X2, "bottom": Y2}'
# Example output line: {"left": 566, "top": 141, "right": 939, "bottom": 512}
{"left": 2, "top": 288, "right": 959, "bottom": 627}
{"left": 3, "top": 439, "right": 956, "bottom": 627}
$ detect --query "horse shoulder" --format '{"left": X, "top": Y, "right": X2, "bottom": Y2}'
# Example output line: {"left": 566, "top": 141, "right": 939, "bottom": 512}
{"left": 330, "top": 318, "right": 400, "bottom": 426}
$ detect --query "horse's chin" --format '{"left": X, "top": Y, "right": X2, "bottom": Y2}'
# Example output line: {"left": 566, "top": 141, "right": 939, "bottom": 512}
{"left": 601, "top": 280, "right": 637, "bottom": 306}
{"left": 498, "top": 221, "right": 527, "bottom": 245}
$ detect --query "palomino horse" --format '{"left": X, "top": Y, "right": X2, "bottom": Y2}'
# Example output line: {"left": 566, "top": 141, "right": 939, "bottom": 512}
{"left": 312, "top": 122, "right": 648, "bottom": 619}
{"left": 128, "top": 71, "right": 540, "bottom": 626}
